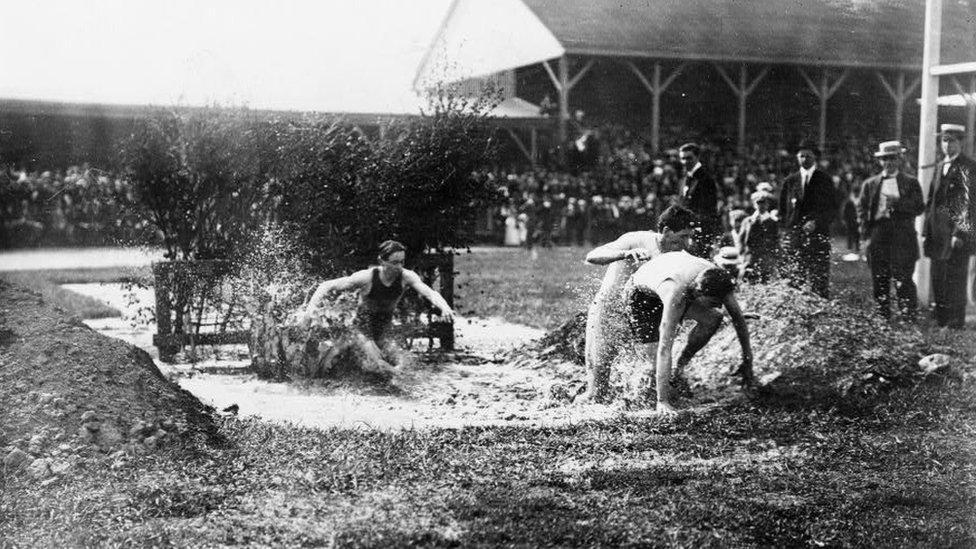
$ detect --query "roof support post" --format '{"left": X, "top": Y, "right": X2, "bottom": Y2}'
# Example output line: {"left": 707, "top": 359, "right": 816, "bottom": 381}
{"left": 950, "top": 75, "right": 976, "bottom": 155}
{"left": 877, "top": 71, "right": 921, "bottom": 140}
{"left": 914, "top": 0, "right": 942, "bottom": 306}
{"left": 543, "top": 56, "right": 594, "bottom": 147}
{"left": 505, "top": 127, "right": 536, "bottom": 167}
{"left": 798, "top": 67, "right": 849, "bottom": 153}
{"left": 627, "top": 60, "right": 685, "bottom": 153}
{"left": 714, "top": 63, "right": 768, "bottom": 153}
{"left": 558, "top": 56, "right": 570, "bottom": 145}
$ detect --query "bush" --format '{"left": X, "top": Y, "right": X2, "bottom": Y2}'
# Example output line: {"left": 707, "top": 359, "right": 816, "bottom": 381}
{"left": 117, "top": 106, "right": 272, "bottom": 261}
{"left": 271, "top": 85, "right": 502, "bottom": 270}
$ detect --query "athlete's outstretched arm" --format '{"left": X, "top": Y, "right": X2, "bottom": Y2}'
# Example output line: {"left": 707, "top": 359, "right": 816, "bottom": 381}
{"left": 305, "top": 270, "right": 371, "bottom": 313}
{"left": 653, "top": 281, "right": 685, "bottom": 413}
{"left": 404, "top": 270, "right": 455, "bottom": 322}
{"left": 585, "top": 232, "right": 653, "bottom": 265}
{"left": 723, "top": 293, "right": 755, "bottom": 385}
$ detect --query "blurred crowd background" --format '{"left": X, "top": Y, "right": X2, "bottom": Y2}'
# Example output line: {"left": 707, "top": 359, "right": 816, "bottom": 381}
{"left": 0, "top": 124, "right": 902, "bottom": 251}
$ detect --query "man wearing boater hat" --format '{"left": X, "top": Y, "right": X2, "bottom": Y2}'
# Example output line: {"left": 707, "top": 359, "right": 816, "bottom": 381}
{"left": 923, "top": 124, "right": 976, "bottom": 329}
{"left": 858, "top": 140, "right": 925, "bottom": 320}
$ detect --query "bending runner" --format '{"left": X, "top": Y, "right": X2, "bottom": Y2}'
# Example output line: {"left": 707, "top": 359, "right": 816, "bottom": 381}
{"left": 304, "top": 240, "right": 454, "bottom": 372}
{"left": 625, "top": 251, "right": 755, "bottom": 414}
{"left": 581, "top": 205, "right": 697, "bottom": 402}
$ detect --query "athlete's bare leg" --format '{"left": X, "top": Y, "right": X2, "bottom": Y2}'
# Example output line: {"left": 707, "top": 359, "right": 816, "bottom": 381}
{"left": 630, "top": 341, "right": 658, "bottom": 405}
{"left": 352, "top": 333, "right": 396, "bottom": 376}
{"left": 582, "top": 298, "right": 620, "bottom": 403}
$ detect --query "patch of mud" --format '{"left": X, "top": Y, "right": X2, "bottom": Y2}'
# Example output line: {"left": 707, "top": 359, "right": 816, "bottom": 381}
{"left": 0, "top": 281, "right": 218, "bottom": 460}
{"left": 65, "top": 282, "right": 626, "bottom": 431}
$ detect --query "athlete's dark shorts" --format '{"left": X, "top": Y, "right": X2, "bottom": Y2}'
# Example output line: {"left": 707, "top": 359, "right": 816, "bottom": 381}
{"left": 354, "top": 310, "right": 394, "bottom": 342}
{"left": 626, "top": 287, "right": 664, "bottom": 343}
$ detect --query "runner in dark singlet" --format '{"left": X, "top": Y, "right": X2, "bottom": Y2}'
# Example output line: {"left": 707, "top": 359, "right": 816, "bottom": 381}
{"left": 304, "top": 240, "right": 454, "bottom": 372}
{"left": 354, "top": 266, "right": 405, "bottom": 342}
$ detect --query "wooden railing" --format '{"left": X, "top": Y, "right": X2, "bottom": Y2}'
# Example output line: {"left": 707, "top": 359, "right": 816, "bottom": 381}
{"left": 151, "top": 253, "right": 456, "bottom": 362}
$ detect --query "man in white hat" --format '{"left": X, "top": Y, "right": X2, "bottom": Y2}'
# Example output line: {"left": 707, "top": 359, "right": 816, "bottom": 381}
{"left": 922, "top": 124, "right": 976, "bottom": 329}
{"left": 858, "top": 141, "right": 925, "bottom": 320}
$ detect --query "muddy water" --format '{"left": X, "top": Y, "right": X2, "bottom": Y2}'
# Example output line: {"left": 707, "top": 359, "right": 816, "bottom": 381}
{"left": 64, "top": 283, "right": 618, "bottom": 430}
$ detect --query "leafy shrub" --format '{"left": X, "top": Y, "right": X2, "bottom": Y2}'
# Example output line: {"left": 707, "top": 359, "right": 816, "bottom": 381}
{"left": 271, "top": 85, "right": 502, "bottom": 270}
{"left": 117, "top": 106, "right": 272, "bottom": 261}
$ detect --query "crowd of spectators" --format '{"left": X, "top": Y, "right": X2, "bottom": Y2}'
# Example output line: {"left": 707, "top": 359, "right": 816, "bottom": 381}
{"left": 0, "top": 166, "right": 149, "bottom": 248}
{"left": 479, "top": 126, "right": 911, "bottom": 248}
{"left": 1, "top": 126, "right": 910, "bottom": 252}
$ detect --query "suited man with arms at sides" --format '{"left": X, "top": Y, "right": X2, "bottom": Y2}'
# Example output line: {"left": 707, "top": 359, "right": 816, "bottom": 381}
{"left": 923, "top": 124, "right": 976, "bottom": 329}
{"left": 778, "top": 139, "right": 840, "bottom": 298}
{"left": 858, "top": 140, "right": 925, "bottom": 320}
{"left": 677, "top": 142, "right": 722, "bottom": 257}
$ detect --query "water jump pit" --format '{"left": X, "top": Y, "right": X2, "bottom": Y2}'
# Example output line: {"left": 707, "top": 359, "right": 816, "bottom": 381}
{"left": 56, "top": 280, "right": 959, "bottom": 432}
{"left": 63, "top": 283, "right": 621, "bottom": 430}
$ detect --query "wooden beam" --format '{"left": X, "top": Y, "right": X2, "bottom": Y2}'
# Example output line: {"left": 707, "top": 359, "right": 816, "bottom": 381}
{"left": 627, "top": 60, "right": 656, "bottom": 94}
{"left": 627, "top": 61, "right": 685, "bottom": 153}
{"left": 826, "top": 69, "right": 849, "bottom": 98}
{"left": 505, "top": 127, "right": 535, "bottom": 166}
{"left": 714, "top": 63, "right": 768, "bottom": 152}
{"left": 951, "top": 75, "right": 976, "bottom": 156}
{"left": 744, "top": 66, "right": 769, "bottom": 96}
{"left": 566, "top": 59, "right": 595, "bottom": 90}
{"left": 798, "top": 68, "right": 819, "bottom": 97}
{"left": 914, "top": 0, "right": 942, "bottom": 306}
{"left": 877, "top": 71, "right": 921, "bottom": 139}
{"left": 558, "top": 56, "right": 570, "bottom": 145}
{"left": 799, "top": 68, "right": 848, "bottom": 152}
{"left": 930, "top": 61, "right": 976, "bottom": 76}
{"left": 544, "top": 56, "right": 595, "bottom": 148}
{"left": 542, "top": 60, "right": 561, "bottom": 91}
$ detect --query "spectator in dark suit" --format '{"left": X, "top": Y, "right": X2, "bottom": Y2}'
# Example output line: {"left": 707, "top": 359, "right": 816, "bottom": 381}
{"left": 741, "top": 188, "right": 780, "bottom": 284}
{"left": 842, "top": 190, "right": 860, "bottom": 253}
{"left": 923, "top": 124, "right": 976, "bottom": 329}
{"left": 858, "top": 141, "right": 925, "bottom": 320}
{"left": 778, "top": 139, "right": 839, "bottom": 298}
{"left": 678, "top": 143, "right": 721, "bottom": 257}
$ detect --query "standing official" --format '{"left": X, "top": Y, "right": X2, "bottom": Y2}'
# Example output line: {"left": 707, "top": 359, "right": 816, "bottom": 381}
{"left": 923, "top": 124, "right": 976, "bottom": 329}
{"left": 778, "top": 139, "right": 840, "bottom": 298}
{"left": 677, "top": 143, "right": 722, "bottom": 256}
{"left": 858, "top": 141, "right": 925, "bottom": 320}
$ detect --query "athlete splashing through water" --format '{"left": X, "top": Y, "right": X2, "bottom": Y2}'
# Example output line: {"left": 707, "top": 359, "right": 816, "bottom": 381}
{"left": 303, "top": 240, "right": 454, "bottom": 374}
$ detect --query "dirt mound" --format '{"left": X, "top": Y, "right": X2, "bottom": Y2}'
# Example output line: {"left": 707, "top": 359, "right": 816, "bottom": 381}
{"left": 0, "top": 280, "right": 218, "bottom": 470}
{"left": 687, "top": 282, "right": 928, "bottom": 402}
{"left": 522, "top": 282, "right": 932, "bottom": 405}
{"left": 533, "top": 311, "right": 587, "bottom": 365}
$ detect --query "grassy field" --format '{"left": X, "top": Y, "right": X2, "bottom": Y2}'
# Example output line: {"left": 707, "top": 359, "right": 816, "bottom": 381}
{"left": 4, "top": 382, "right": 975, "bottom": 547}
{"left": 0, "top": 266, "right": 151, "bottom": 319}
{"left": 2, "top": 244, "right": 976, "bottom": 547}
{"left": 454, "top": 241, "right": 880, "bottom": 330}
{"left": 454, "top": 246, "right": 602, "bottom": 330}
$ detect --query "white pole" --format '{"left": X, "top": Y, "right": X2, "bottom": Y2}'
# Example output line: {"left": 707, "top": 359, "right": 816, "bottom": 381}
{"left": 914, "top": 0, "right": 942, "bottom": 306}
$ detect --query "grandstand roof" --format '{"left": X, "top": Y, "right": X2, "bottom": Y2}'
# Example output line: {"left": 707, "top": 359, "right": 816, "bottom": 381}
{"left": 417, "top": 0, "right": 976, "bottom": 84}
{"left": 0, "top": 96, "right": 544, "bottom": 127}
